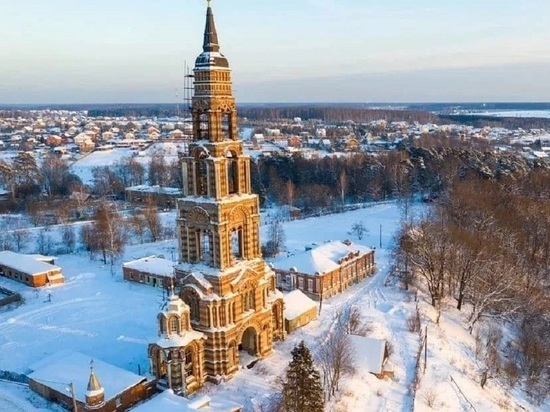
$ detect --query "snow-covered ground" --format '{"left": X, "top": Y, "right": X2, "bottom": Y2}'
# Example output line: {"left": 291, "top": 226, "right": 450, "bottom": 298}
{"left": 0, "top": 201, "right": 547, "bottom": 411}
{"left": 0, "top": 381, "right": 64, "bottom": 412}
{"left": 462, "top": 110, "right": 550, "bottom": 119}
{"left": 69, "top": 141, "right": 188, "bottom": 184}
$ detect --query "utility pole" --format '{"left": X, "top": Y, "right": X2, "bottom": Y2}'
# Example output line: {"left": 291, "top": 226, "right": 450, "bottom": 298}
{"left": 379, "top": 224, "right": 382, "bottom": 249}
{"left": 69, "top": 382, "right": 78, "bottom": 412}
{"left": 424, "top": 325, "right": 428, "bottom": 374}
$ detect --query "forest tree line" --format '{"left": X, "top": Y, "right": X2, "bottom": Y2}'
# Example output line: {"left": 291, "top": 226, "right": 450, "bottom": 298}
{"left": 394, "top": 172, "right": 550, "bottom": 403}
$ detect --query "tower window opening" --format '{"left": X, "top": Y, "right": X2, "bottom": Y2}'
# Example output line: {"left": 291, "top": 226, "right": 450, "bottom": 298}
{"left": 221, "top": 113, "right": 232, "bottom": 140}
{"left": 249, "top": 289, "right": 255, "bottom": 311}
{"left": 184, "top": 347, "right": 194, "bottom": 378}
{"left": 231, "top": 228, "right": 243, "bottom": 260}
{"left": 197, "top": 230, "right": 212, "bottom": 264}
{"left": 199, "top": 113, "right": 209, "bottom": 140}
{"left": 227, "top": 152, "right": 238, "bottom": 194}
{"left": 170, "top": 316, "right": 179, "bottom": 334}
{"left": 195, "top": 160, "right": 208, "bottom": 196}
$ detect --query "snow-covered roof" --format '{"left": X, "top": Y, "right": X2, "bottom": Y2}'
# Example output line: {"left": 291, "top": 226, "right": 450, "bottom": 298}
{"left": 283, "top": 290, "right": 317, "bottom": 320}
{"left": 28, "top": 351, "right": 146, "bottom": 403}
{"left": 0, "top": 251, "right": 61, "bottom": 276}
{"left": 272, "top": 241, "right": 373, "bottom": 276}
{"left": 155, "top": 329, "right": 206, "bottom": 349}
{"left": 130, "top": 390, "right": 242, "bottom": 411}
{"left": 24, "top": 254, "right": 56, "bottom": 263}
{"left": 123, "top": 256, "right": 175, "bottom": 277}
{"left": 348, "top": 335, "right": 386, "bottom": 375}
{"left": 125, "top": 185, "right": 182, "bottom": 195}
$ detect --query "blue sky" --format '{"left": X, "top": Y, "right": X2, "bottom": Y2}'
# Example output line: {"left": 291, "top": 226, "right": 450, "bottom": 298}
{"left": 0, "top": 0, "right": 549, "bottom": 103}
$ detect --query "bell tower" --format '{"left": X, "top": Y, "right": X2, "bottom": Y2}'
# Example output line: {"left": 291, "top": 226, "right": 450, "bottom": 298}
{"left": 178, "top": 1, "right": 260, "bottom": 271}
{"left": 175, "top": 1, "right": 285, "bottom": 383}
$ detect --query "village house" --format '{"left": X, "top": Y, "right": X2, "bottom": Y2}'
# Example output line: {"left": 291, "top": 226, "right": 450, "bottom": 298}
{"left": 348, "top": 335, "right": 394, "bottom": 379}
{"left": 123, "top": 256, "right": 176, "bottom": 289}
{"left": 273, "top": 240, "right": 375, "bottom": 300}
{"left": 29, "top": 351, "right": 156, "bottom": 412}
{"left": 0, "top": 251, "right": 64, "bottom": 287}
{"left": 125, "top": 185, "right": 183, "bottom": 209}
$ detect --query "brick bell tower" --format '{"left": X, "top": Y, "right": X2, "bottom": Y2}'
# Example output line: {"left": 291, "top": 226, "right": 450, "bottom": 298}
{"left": 175, "top": 0, "right": 285, "bottom": 384}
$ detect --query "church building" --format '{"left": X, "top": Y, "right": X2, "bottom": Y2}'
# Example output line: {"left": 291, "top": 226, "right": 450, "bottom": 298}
{"left": 148, "top": 2, "right": 285, "bottom": 395}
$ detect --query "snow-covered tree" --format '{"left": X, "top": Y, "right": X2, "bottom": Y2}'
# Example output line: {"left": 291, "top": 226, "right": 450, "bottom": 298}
{"left": 282, "top": 341, "right": 324, "bottom": 412}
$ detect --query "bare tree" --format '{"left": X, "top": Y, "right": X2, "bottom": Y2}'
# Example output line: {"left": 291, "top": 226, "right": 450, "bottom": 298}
{"left": 80, "top": 223, "right": 98, "bottom": 259}
{"left": 36, "top": 228, "right": 53, "bottom": 255}
{"left": 61, "top": 224, "right": 76, "bottom": 253}
{"left": 128, "top": 211, "right": 147, "bottom": 244}
{"left": 315, "top": 324, "right": 355, "bottom": 400}
{"left": 143, "top": 196, "right": 162, "bottom": 242}
{"left": 284, "top": 179, "right": 296, "bottom": 208}
{"left": 263, "top": 219, "right": 286, "bottom": 257}
{"left": 9, "top": 218, "right": 30, "bottom": 252}
{"left": 406, "top": 215, "right": 453, "bottom": 320}
{"left": 350, "top": 221, "right": 368, "bottom": 240}
{"left": 92, "top": 202, "right": 126, "bottom": 264}
{"left": 337, "top": 170, "right": 348, "bottom": 210}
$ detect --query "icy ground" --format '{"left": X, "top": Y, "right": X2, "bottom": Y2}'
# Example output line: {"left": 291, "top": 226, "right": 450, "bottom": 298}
{"left": 0, "top": 202, "right": 547, "bottom": 411}
{"left": 0, "top": 381, "right": 64, "bottom": 412}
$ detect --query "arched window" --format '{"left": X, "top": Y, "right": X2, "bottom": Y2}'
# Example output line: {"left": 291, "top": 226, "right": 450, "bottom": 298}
{"left": 170, "top": 316, "right": 179, "bottom": 334}
{"left": 249, "top": 290, "right": 255, "bottom": 311}
{"left": 184, "top": 347, "right": 194, "bottom": 378}
{"left": 159, "top": 316, "right": 166, "bottom": 335}
{"left": 195, "top": 160, "right": 208, "bottom": 196}
{"left": 199, "top": 113, "right": 209, "bottom": 140}
{"left": 227, "top": 152, "right": 238, "bottom": 194}
{"left": 182, "top": 290, "right": 201, "bottom": 322}
{"left": 199, "top": 230, "right": 212, "bottom": 264}
{"left": 231, "top": 229, "right": 243, "bottom": 260}
{"left": 221, "top": 113, "right": 231, "bottom": 140}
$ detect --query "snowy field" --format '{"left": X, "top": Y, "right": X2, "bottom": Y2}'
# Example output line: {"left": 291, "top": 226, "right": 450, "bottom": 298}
{"left": 0, "top": 202, "right": 546, "bottom": 411}
{"left": 462, "top": 110, "right": 550, "bottom": 119}
{"left": 69, "top": 142, "right": 188, "bottom": 184}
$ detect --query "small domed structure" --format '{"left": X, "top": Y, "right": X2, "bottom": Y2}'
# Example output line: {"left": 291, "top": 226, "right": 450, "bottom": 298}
{"left": 85, "top": 361, "right": 105, "bottom": 410}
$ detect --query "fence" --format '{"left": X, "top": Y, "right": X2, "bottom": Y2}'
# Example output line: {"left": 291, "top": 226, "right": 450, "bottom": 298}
{"left": 0, "top": 370, "right": 29, "bottom": 384}
{"left": 0, "top": 286, "right": 22, "bottom": 308}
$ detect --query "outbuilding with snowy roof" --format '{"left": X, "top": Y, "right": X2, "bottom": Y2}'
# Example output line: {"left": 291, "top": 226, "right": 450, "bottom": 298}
{"left": 283, "top": 289, "right": 318, "bottom": 333}
{"left": 28, "top": 351, "right": 155, "bottom": 412}
{"left": 123, "top": 256, "right": 175, "bottom": 289}
{"left": 0, "top": 250, "right": 64, "bottom": 287}
{"left": 130, "top": 389, "right": 242, "bottom": 411}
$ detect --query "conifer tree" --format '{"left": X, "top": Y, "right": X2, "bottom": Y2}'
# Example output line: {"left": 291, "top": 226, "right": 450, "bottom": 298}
{"left": 282, "top": 340, "right": 325, "bottom": 412}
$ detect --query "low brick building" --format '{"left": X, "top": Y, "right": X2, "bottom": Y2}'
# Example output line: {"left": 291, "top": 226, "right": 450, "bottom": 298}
{"left": 29, "top": 351, "right": 156, "bottom": 412}
{"left": 123, "top": 256, "right": 175, "bottom": 289}
{"left": 0, "top": 251, "right": 64, "bottom": 287}
{"left": 125, "top": 185, "right": 182, "bottom": 209}
{"left": 283, "top": 289, "right": 318, "bottom": 334}
{"left": 273, "top": 240, "right": 375, "bottom": 300}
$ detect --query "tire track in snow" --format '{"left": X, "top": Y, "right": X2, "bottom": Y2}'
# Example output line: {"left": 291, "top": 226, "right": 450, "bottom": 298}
{"left": 0, "top": 297, "right": 103, "bottom": 336}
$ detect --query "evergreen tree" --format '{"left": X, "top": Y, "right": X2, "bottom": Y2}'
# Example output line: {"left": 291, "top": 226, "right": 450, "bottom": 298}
{"left": 282, "top": 341, "right": 325, "bottom": 412}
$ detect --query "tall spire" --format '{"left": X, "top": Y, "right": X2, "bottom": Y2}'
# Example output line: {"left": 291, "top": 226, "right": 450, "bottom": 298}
{"left": 195, "top": 0, "right": 229, "bottom": 69}
{"left": 85, "top": 360, "right": 105, "bottom": 409}
{"left": 87, "top": 361, "right": 103, "bottom": 393}
{"left": 203, "top": 1, "right": 220, "bottom": 53}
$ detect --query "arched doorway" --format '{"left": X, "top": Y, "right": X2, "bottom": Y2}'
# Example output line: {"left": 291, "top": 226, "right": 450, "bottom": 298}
{"left": 239, "top": 326, "right": 257, "bottom": 356}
